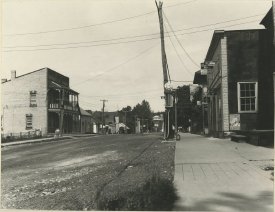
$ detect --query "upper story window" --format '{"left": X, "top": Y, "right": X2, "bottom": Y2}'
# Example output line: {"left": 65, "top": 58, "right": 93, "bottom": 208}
{"left": 26, "top": 114, "right": 33, "bottom": 130}
{"left": 30, "top": 90, "right": 37, "bottom": 107}
{"left": 238, "top": 82, "right": 257, "bottom": 113}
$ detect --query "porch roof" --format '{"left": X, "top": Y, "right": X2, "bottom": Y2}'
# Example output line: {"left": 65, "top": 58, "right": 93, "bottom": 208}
{"left": 79, "top": 107, "right": 92, "bottom": 116}
{"left": 49, "top": 80, "right": 79, "bottom": 94}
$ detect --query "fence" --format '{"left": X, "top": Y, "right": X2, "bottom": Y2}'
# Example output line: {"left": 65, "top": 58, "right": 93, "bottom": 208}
{"left": 1, "top": 129, "right": 42, "bottom": 143}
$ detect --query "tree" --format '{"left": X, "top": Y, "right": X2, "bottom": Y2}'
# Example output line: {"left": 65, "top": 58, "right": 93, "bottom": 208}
{"left": 132, "top": 100, "right": 153, "bottom": 132}
{"left": 118, "top": 106, "right": 134, "bottom": 133}
{"left": 176, "top": 85, "right": 192, "bottom": 131}
{"left": 119, "top": 100, "right": 153, "bottom": 133}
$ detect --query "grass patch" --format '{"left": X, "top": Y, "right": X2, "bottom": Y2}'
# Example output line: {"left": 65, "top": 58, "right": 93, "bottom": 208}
{"left": 97, "top": 174, "right": 178, "bottom": 211}
{"left": 95, "top": 136, "right": 177, "bottom": 211}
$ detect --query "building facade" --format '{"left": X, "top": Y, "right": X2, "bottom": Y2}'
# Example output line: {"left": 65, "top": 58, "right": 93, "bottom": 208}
{"left": 152, "top": 114, "right": 164, "bottom": 132}
{"left": 1, "top": 68, "right": 80, "bottom": 136}
{"left": 193, "top": 68, "right": 208, "bottom": 134}
{"left": 204, "top": 28, "right": 274, "bottom": 139}
{"left": 80, "top": 108, "right": 93, "bottom": 134}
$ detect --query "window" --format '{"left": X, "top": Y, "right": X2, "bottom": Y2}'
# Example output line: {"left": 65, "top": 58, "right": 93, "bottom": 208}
{"left": 26, "top": 114, "right": 33, "bottom": 130}
{"left": 30, "top": 90, "right": 37, "bottom": 107}
{"left": 238, "top": 82, "right": 257, "bottom": 113}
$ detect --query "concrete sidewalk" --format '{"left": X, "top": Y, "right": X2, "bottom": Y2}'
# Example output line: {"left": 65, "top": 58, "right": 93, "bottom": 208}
{"left": 173, "top": 133, "right": 274, "bottom": 212}
{"left": 1, "top": 134, "right": 98, "bottom": 147}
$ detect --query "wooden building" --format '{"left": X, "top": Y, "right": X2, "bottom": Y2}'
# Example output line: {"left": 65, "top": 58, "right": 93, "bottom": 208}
{"left": 203, "top": 27, "right": 274, "bottom": 145}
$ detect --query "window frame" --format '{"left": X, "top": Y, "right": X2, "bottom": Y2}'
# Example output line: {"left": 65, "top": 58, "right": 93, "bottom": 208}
{"left": 26, "top": 114, "right": 33, "bottom": 130}
{"left": 237, "top": 82, "right": 258, "bottom": 113}
{"left": 30, "top": 90, "right": 37, "bottom": 107}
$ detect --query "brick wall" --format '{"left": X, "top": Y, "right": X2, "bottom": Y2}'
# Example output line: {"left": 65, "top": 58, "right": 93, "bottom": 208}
{"left": 1, "top": 69, "right": 48, "bottom": 136}
{"left": 220, "top": 36, "right": 229, "bottom": 132}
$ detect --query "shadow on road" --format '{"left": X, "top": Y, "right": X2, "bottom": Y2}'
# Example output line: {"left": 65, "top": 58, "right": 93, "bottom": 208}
{"left": 175, "top": 190, "right": 273, "bottom": 211}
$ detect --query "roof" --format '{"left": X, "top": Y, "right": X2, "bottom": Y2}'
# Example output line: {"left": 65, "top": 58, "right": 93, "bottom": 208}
{"left": 1, "top": 67, "right": 70, "bottom": 84}
{"left": 205, "top": 30, "right": 225, "bottom": 62}
{"left": 260, "top": 7, "right": 272, "bottom": 27}
{"left": 118, "top": 123, "right": 130, "bottom": 129}
{"left": 205, "top": 29, "right": 264, "bottom": 62}
{"left": 49, "top": 80, "right": 78, "bottom": 94}
{"left": 79, "top": 107, "right": 92, "bottom": 116}
{"left": 92, "top": 111, "right": 119, "bottom": 123}
{"left": 193, "top": 70, "right": 207, "bottom": 85}
{"left": 153, "top": 115, "right": 163, "bottom": 121}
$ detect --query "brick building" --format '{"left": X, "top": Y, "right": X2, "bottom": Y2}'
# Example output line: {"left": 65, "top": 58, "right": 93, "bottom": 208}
{"left": 1, "top": 67, "right": 80, "bottom": 136}
{"left": 204, "top": 27, "right": 274, "bottom": 142}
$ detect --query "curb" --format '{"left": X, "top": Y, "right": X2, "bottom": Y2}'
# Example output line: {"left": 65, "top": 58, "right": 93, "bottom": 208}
{"left": 1, "top": 134, "right": 101, "bottom": 147}
{"left": 1, "top": 136, "right": 73, "bottom": 147}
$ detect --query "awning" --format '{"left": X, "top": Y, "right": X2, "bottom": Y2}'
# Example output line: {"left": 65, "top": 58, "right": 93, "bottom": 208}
{"left": 79, "top": 107, "right": 92, "bottom": 116}
{"left": 193, "top": 70, "right": 207, "bottom": 85}
{"left": 118, "top": 123, "right": 130, "bottom": 129}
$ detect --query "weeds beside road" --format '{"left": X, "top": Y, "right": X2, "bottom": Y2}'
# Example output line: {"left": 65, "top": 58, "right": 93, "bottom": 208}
{"left": 1, "top": 133, "right": 176, "bottom": 210}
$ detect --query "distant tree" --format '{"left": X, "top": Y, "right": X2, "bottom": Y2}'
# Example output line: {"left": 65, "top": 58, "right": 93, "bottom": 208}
{"left": 118, "top": 106, "right": 134, "bottom": 133}
{"left": 132, "top": 100, "right": 153, "bottom": 132}
{"left": 118, "top": 100, "right": 153, "bottom": 133}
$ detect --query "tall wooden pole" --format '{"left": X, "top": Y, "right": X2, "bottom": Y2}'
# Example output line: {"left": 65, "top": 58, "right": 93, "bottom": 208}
{"left": 156, "top": 1, "right": 172, "bottom": 139}
{"left": 100, "top": 99, "right": 108, "bottom": 133}
{"left": 155, "top": 1, "right": 168, "bottom": 85}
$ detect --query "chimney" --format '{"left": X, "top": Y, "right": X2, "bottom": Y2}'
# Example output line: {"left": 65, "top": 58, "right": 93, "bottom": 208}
{"left": 1, "top": 79, "right": 7, "bottom": 83}
{"left": 11, "top": 70, "right": 16, "bottom": 80}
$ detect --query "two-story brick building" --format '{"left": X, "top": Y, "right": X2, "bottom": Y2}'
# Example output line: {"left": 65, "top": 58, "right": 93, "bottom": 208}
{"left": 1, "top": 67, "right": 80, "bottom": 137}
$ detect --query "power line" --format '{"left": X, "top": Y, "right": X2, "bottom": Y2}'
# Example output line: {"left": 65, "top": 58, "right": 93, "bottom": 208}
{"left": 4, "top": 0, "right": 197, "bottom": 36}
{"left": 3, "top": 13, "right": 263, "bottom": 50}
{"left": 72, "top": 43, "right": 158, "bottom": 86}
{"left": 163, "top": 11, "right": 200, "bottom": 68}
{"left": 4, "top": 12, "right": 155, "bottom": 37}
{"left": 167, "top": 13, "right": 264, "bottom": 34}
{"left": 2, "top": 18, "right": 261, "bottom": 53}
{"left": 178, "top": 19, "right": 261, "bottom": 36}
{"left": 4, "top": 34, "right": 159, "bottom": 49}
{"left": 3, "top": 37, "right": 158, "bottom": 52}
{"left": 80, "top": 88, "right": 161, "bottom": 98}
{"left": 163, "top": 21, "right": 194, "bottom": 77}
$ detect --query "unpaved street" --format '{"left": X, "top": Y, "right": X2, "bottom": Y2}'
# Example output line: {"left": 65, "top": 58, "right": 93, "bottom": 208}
{"left": 1, "top": 134, "right": 169, "bottom": 210}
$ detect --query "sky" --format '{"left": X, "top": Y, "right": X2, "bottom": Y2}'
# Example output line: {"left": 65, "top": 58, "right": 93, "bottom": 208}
{"left": 1, "top": 0, "right": 272, "bottom": 112}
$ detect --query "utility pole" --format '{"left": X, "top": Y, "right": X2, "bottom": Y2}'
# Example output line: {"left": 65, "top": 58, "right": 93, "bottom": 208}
{"left": 59, "top": 89, "right": 65, "bottom": 136}
{"left": 155, "top": 1, "right": 168, "bottom": 85}
{"left": 174, "top": 90, "right": 179, "bottom": 140}
{"left": 100, "top": 99, "right": 108, "bottom": 134}
{"left": 134, "top": 115, "right": 139, "bottom": 134}
{"left": 156, "top": 1, "right": 173, "bottom": 140}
